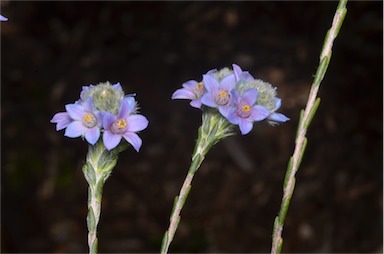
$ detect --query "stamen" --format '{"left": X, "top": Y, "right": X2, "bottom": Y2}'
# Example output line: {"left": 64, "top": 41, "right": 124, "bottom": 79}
{"left": 82, "top": 113, "right": 97, "bottom": 128}
{"left": 214, "top": 90, "right": 230, "bottom": 106}
{"left": 111, "top": 119, "right": 127, "bottom": 134}
{"left": 237, "top": 104, "right": 252, "bottom": 118}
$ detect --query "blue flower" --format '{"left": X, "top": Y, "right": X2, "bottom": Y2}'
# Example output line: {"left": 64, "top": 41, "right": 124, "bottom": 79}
{"left": 171, "top": 80, "right": 206, "bottom": 108}
{"left": 103, "top": 98, "right": 149, "bottom": 151}
{"left": 201, "top": 73, "right": 236, "bottom": 117}
{"left": 227, "top": 88, "right": 270, "bottom": 135}
{"left": 50, "top": 112, "right": 73, "bottom": 131}
{"left": 64, "top": 98, "right": 102, "bottom": 145}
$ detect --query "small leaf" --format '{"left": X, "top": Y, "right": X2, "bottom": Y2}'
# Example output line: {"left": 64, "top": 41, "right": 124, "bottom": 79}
{"left": 314, "top": 56, "right": 330, "bottom": 87}
{"left": 90, "top": 237, "right": 98, "bottom": 254}
{"left": 83, "top": 164, "right": 96, "bottom": 185}
{"left": 304, "top": 98, "right": 321, "bottom": 129}
{"left": 87, "top": 206, "right": 96, "bottom": 232}
{"left": 160, "top": 232, "right": 169, "bottom": 254}
{"left": 283, "top": 157, "right": 293, "bottom": 191}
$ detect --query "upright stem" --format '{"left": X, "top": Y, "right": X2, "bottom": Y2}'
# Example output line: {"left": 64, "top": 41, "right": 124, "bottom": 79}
{"left": 270, "top": 1, "right": 348, "bottom": 253}
{"left": 161, "top": 110, "right": 234, "bottom": 254}
{"left": 82, "top": 140, "right": 123, "bottom": 254}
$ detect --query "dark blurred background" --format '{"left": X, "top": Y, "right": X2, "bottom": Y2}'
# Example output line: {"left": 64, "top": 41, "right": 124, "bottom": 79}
{"left": 1, "top": 1, "right": 382, "bottom": 253}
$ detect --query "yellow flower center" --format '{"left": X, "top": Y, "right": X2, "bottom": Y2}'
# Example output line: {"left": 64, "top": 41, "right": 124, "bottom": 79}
{"left": 214, "top": 90, "right": 230, "bottom": 106}
{"left": 241, "top": 105, "right": 251, "bottom": 113}
{"left": 111, "top": 119, "right": 127, "bottom": 134}
{"left": 237, "top": 103, "right": 252, "bottom": 118}
{"left": 82, "top": 113, "right": 97, "bottom": 128}
{"left": 194, "top": 82, "right": 205, "bottom": 98}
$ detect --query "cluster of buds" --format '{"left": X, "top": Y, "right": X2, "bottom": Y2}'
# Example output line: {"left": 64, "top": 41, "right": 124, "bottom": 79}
{"left": 172, "top": 64, "right": 289, "bottom": 135}
{"left": 51, "top": 82, "right": 149, "bottom": 151}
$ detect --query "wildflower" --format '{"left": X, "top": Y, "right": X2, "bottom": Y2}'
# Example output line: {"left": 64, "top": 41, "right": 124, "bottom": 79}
{"left": 171, "top": 80, "right": 206, "bottom": 108}
{"left": 0, "top": 15, "right": 8, "bottom": 22}
{"left": 201, "top": 73, "right": 236, "bottom": 117}
{"left": 103, "top": 98, "right": 149, "bottom": 151}
{"left": 227, "top": 88, "right": 270, "bottom": 135}
{"left": 50, "top": 112, "right": 73, "bottom": 131}
{"left": 64, "top": 98, "right": 102, "bottom": 145}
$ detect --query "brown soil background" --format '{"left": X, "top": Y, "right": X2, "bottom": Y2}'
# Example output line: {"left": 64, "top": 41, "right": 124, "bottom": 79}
{"left": 1, "top": 1, "right": 382, "bottom": 253}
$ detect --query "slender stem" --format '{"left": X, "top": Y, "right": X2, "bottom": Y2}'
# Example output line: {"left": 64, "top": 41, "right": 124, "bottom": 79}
{"left": 83, "top": 140, "right": 123, "bottom": 254}
{"left": 271, "top": 1, "right": 348, "bottom": 253}
{"left": 161, "top": 110, "right": 234, "bottom": 254}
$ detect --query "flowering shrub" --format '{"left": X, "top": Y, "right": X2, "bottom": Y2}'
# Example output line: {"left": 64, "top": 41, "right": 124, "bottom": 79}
{"left": 51, "top": 82, "right": 148, "bottom": 151}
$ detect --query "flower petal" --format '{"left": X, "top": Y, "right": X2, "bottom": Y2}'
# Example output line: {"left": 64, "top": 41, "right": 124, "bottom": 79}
{"left": 0, "top": 15, "right": 8, "bottom": 22}
{"left": 82, "top": 97, "right": 95, "bottom": 112}
{"left": 103, "top": 112, "right": 116, "bottom": 130}
{"left": 226, "top": 108, "right": 240, "bottom": 125}
{"left": 118, "top": 98, "right": 133, "bottom": 118}
{"left": 232, "top": 64, "right": 242, "bottom": 81}
{"left": 182, "top": 80, "right": 198, "bottom": 89}
{"left": 201, "top": 93, "right": 217, "bottom": 108}
{"left": 122, "top": 132, "right": 143, "bottom": 152}
{"left": 239, "top": 119, "right": 253, "bottom": 135}
{"left": 112, "top": 82, "right": 123, "bottom": 91}
{"left": 103, "top": 131, "right": 122, "bottom": 150}
{"left": 171, "top": 88, "right": 195, "bottom": 100}
{"left": 202, "top": 74, "right": 219, "bottom": 92}
{"left": 268, "top": 112, "right": 290, "bottom": 123}
{"left": 126, "top": 114, "right": 149, "bottom": 132}
{"left": 65, "top": 121, "right": 86, "bottom": 138}
{"left": 51, "top": 112, "right": 72, "bottom": 131}
{"left": 65, "top": 103, "right": 84, "bottom": 121}
{"left": 85, "top": 127, "right": 100, "bottom": 145}
{"left": 250, "top": 105, "right": 270, "bottom": 121}
{"left": 242, "top": 88, "right": 258, "bottom": 106}
{"left": 274, "top": 98, "right": 282, "bottom": 111}
{"left": 218, "top": 105, "right": 231, "bottom": 118}
{"left": 190, "top": 99, "right": 202, "bottom": 109}
{"left": 220, "top": 74, "right": 236, "bottom": 91}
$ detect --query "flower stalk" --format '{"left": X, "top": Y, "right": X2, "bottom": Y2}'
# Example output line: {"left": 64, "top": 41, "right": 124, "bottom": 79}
{"left": 83, "top": 140, "right": 127, "bottom": 254}
{"left": 270, "top": 1, "right": 348, "bottom": 253}
{"left": 161, "top": 110, "right": 234, "bottom": 254}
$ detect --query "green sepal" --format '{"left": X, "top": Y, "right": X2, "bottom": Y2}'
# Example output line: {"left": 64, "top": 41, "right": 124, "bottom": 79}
{"left": 90, "top": 237, "right": 98, "bottom": 254}
{"left": 304, "top": 98, "right": 321, "bottom": 129}
{"left": 83, "top": 164, "right": 96, "bottom": 186}
{"left": 190, "top": 154, "right": 204, "bottom": 174}
{"left": 87, "top": 206, "right": 96, "bottom": 232}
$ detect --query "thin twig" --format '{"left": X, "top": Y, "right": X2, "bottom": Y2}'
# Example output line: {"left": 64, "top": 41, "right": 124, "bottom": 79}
{"left": 271, "top": 1, "right": 348, "bottom": 253}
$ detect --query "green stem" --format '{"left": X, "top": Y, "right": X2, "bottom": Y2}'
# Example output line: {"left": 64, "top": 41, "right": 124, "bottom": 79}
{"left": 270, "top": 1, "right": 347, "bottom": 253}
{"left": 82, "top": 140, "right": 126, "bottom": 254}
{"left": 160, "top": 110, "right": 234, "bottom": 254}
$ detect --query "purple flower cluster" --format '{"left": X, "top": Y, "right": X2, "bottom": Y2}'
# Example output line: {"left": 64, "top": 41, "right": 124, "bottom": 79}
{"left": 51, "top": 82, "right": 149, "bottom": 151}
{"left": 172, "top": 64, "right": 289, "bottom": 135}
